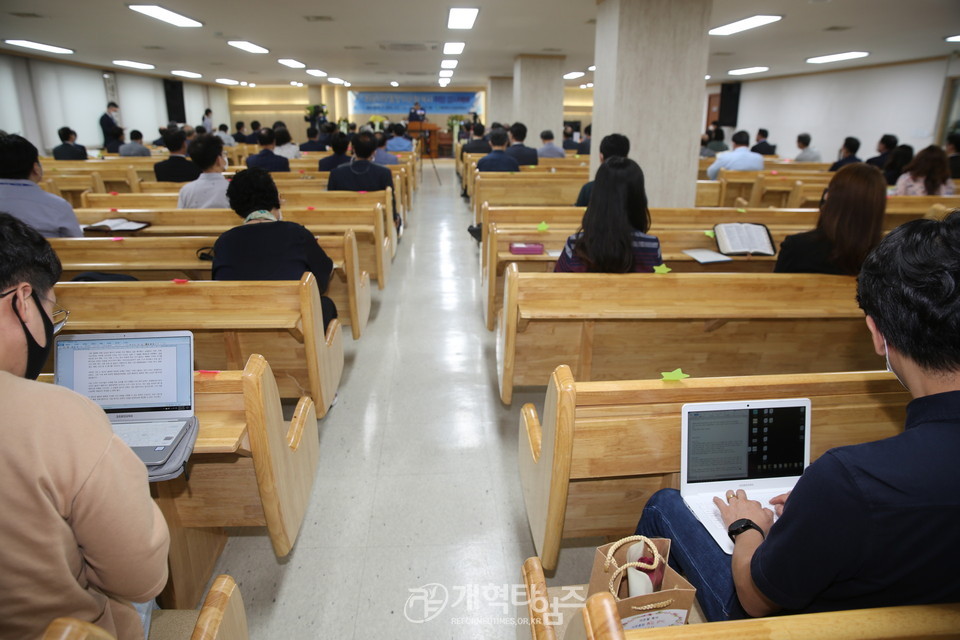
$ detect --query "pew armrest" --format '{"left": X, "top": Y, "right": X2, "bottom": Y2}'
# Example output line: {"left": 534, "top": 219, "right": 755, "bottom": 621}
{"left": 521, "top": 403, "right": 542, "bottom": 462}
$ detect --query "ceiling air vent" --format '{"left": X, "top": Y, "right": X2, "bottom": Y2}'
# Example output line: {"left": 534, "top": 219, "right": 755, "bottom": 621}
{"left": 378, "top": 42, "right": 440, "bottom": 53}
{"left": 824, "top": 25, "right": 851, "bottom": 31}
{"left": 304, "top": 15, "right": 334, "bottom": 22}
{"left": 9, "top": 12, "right": 44, "bottom": 18}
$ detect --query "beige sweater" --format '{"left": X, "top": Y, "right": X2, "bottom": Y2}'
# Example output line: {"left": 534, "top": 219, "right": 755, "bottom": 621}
{"left": 0, "top": 371, "right": 170, "bottom": 639}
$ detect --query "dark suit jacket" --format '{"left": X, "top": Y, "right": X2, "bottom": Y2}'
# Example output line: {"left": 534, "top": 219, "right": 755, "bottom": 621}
{"left": 505, "top": 144, "right": 538, "bottom": 166}
{"left": 153, "top": 155, "right": 201, "bottom": 182}
{"left": 461, "top": 139, "right": 492, "bottom": 159}
{"left": 562, "top": 139, "right": 579, "bottom": 150}
{"left": 300, "top": 140, "right": 326, "bottom": 152}
{"left": 950, "top": 154, "right": 960, "bottom": 180}
{"left": 751, "top": 140, "right": 777, "bottom": 155}
{"left": 245, "top": 132, "right": 261, "bottom": 144}
{"left": 327, "top": 160, "right": 393, "bottom": 192}
{"left": 233, "top": 131, "right": 247, "bottom": 143}
{"left": 865, "top": 152, "right": 889, "bottom": 169}
{"left": 246, "top": 149, "right": 290, "bottom": 172}
{"left": 476, "top": 150, "right": 520, "bottom": 172}
{"left": 577, "top": 138, "right": 591, "bottom": 155}
{"left": 53, "top": 143, "right": 88, "bottom": 160}
{"left": 99, "top": 113, "right": 123, "bottom": 153}
{"left": 318, "top": 154, "right": 352, "bottom": 172}
{"left": 774, "top": 230, "right": 847, "bottom": 275}
{"left": 829, "top": 155, "right": 861, "bottom": 172}
{"left": 574, "top": 181, "right": 594, "bottom": 207}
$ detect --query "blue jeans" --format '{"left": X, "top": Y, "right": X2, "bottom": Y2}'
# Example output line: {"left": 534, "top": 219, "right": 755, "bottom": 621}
{"left": 634, "top": 489, "right": 745, "bottom": 622}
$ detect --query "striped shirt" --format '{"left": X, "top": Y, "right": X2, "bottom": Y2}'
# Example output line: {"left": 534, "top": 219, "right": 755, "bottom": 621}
{"left": 554, "top": 229, "right": 662, "bottom": 273}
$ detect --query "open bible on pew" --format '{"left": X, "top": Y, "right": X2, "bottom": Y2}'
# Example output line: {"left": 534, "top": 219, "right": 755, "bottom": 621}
{"left": 82, "top": 217, "right": 150, "bottom": 232}
{"left": 713, "top": 222, "right": 776, "bottom": 256}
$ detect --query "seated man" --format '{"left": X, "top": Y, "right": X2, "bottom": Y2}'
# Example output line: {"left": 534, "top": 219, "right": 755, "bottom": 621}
{"left": 794, "top": 133, "right": 821, "bottom": 162}
{"left": 52, "top": 127, "right": 88, "bottom": 160}
{"left": 829, "top": 136, "right": 862, "bottom": 171}
{"left": 562, "top": 126, "right": 579, "bottom": 151}
{"left": 232, "top": 121, "right": 247, "bottom": 143}
{"left": 574, "top": 133, "right": 630, "bottom": 206}
{"left": 374, "top": 132, "right": 399, "bottom": 165}
{"left": 327, "top": 132, "right": 397, "bottom": 228}
{"left": 317, "top": 133, "right": 351, "bottom": 171}
{"left": 505, "top": 122, "right": 538, "bottom": 166}
{"left": 178, "top": 134, "right": 229, "bottom": 209}
{"left": 154, "top": 129, "right": 202, "bottom": 182}
{"left": 119, "top": 129, "right": 152, "bottom": 157}
{"left": 215, "top": 123, "right": 236, "bottom": 147}
{"left": 577, "top": 124, "right": 592, "bottom": 154}
{"left": 866, "top": 134, "right": 898, "bottom": 169}
{"left": 245, "top": 128, "right": 290, "bottom": 172}
{"left": 385, "top": 124, "right": 413, "bottom": 152}
{"left": 0, "top": 213, "right": 170, "bottom": 639}
{"left": 750, "top": 128, "right": 776, "bottom": 155}
{"left": 634, "top": 210, "right": 960, "bottom": 621}
{"left": 460, "top": 123, "right": 492, "bottom": 159}
{"left": 706, "top": 130, "right": 764, "bottom": 180}
{"left": 244, "top": 120, "right": 262, "bottom": 144}
{"left": 537, "top": 130, "right": 566, "bottom": 158}
{"left": 300, "top": 127, "right": 325, "bottom": 152}
{"left": 0, "top": 132, "right": 81, "bottom": 237}
{"left": 476, "top": 130, "right": 521, "bottom": 173}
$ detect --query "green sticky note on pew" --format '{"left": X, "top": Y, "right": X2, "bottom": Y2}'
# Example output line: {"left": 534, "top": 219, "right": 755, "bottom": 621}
{"left": 653, "top": 264, "right": 672, "bottom": 274}
{"left": 537, "top": 221, "right": 549, "bottom": 232}
{"left": 704, "top": 230, "right": 715, "bottom": 238}
{"left": 737, "top": 208, "right": 747, "bottom": 213}
{"left": 661, "top": 368, "right": 690, "bottom": 381}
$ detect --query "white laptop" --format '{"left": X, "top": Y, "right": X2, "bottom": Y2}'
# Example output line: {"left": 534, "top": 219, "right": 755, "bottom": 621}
{"left": 55, "top": 331, "right": 195, "bottom": 466}
{"left": 680, "top": 398, "right": 811, "bottom": 554}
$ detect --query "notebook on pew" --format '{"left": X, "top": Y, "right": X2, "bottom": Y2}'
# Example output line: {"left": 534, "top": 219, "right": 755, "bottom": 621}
{"left": 54, "top": 331, "right": 196, "bottom": 466}
{"left": 680, "top": 398, "right": 811, "bottom": 554}
{"left": 713, "top": 223, "right": 776, "bottom": 256}
{"left": 82, "top": 217, "right": 149, "bottom": 232}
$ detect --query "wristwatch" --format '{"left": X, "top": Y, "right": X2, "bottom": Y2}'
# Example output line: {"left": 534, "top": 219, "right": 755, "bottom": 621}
{"left": 727, "top": 518, "right": 766, "bottom": 543}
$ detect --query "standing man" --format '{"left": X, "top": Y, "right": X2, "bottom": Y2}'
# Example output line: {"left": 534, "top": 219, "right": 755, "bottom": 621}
{"left": 99, "top": 102, "right": 123, "bottom": 153}
{"left": 408, "top": 102, "right": 426, "bottom": 123}
{"left": 0, "top": 133, "right": 81, "bottom": 237}
{"left": 707, "top": 131, "right": 765, "bottom": 179}
{"left": 52, "top": 127, "right": 88, "bottom": 160}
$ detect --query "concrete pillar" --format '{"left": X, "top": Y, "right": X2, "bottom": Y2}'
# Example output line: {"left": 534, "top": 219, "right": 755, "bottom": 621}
{"left": 486, "top": 76, "right": 514, "bottom": 125}
{"left": 334, "top": 86, "right": 349, "bottom": 124}
{"left": 512, "top": 55, "right": 565, "bottom": 141}
{"left": 321, "top": 85, "right": 337, "bottom": 121}
{"left": 593, "top": 0, "right": 711, "bottom": 207}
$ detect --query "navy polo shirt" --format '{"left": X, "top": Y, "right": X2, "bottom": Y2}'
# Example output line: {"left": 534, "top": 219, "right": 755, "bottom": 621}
{"left": 751, "top": 390, "right": 960, "bottom": 614}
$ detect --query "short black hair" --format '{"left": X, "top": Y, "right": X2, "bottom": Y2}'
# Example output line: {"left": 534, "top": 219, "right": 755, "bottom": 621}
{"left": 509, "top": 122, "right": 527, "bottom": 142}
{"left": 352, "top": 132, "right": 377, "bottom": 159}
{"left": 0, "top": 212, "right": 62, "bottom": 296}
{"left": 329, "top": 133, "right": 350, "bottom": 155}
{"left": 107, "top": 101, "right": 119, "bottom": 109}
{"left": 376, "top": 132, "right": 388, "bottom": 148}
{"left": 57, "top": 127, "right": 74, "bottom": 143}
{"left": 732, "top": 131, "right": 750, "bottom": 146}
{"left": 843, "top": 136, "right": 861, "bottom": 155}
{"left": 490, "top": 130, "right": 508, "bottom": 147}
{"left": 307, "top": 127, "right": 319, "bottom": 139}
{"left": 0, "top": 133, "right": 39, "bottom": 179}
{"left": 188, "top": 134, "right": 224, "bottom": 171}
{"left": 323, "top": 122, "right": 338, "bottom": 134}
{"left": 392, "top": 123, "right": 406, "bottom": 137}
{"left": 562, "top": 127, "right": 573, "bottom": 139}
{"left": 204, "top": 108, "right": 212, "bottom": 116}
{"left": 250, "top": 120, "right": 261, "bottom": 130}
{"left": 272, "top": 121, "right": 286, "bottom": 130}
{"left": 195, "top": 126, "right": 207, "bottom": 135}
{"left": 235, "top": 121, "right": 245, "bottom": 130}
{"left": 218, "top": 123, "right": 229, "bottom": 133}
{"left": 599, "top": 133, "right": 630, "bottom": 159}
{"left": 797, "top": 133, "right": 811, "bottom": 147}
{"left": 758, "top": 128, "right": 769, "bottom": 138}
{"left": 130, "top": 130, "right": 143, "bottom": 141}
{"left": 473, "top": 123, "right": 485, "bottom": 136}
{"left": 226, "top": 168, "right": 281, "bottom": 218}
{"left": 947, "top": 133, "right": 960, "bottom": 151}
{"left": 274, "top": 127, "right": 292, "bottom": 147}
{"left": 163, "top": 129, "right": 187, "bottom": 152}
{"left": 879, "top": 134, "right": 898, "bottom": 151}
{"left": 857, "top": 210, "right": 960, "bottom": 372}
{"left": 584, "top": 124, "right": 592, "bottom": 136}
{"left": 257, "top": 128, "right": 276, "bottom": 146}
{"left": 540, "top": 130, "right": 554, "bottom": 141}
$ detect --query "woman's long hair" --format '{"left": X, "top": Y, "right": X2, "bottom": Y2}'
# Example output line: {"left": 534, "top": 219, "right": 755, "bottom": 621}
{"left": 573, "top": 157, "right": 651, "bottom": 273}
{"left": 816, "top": 163, "right": 886, "bottom": 275}
{"left": 905, "top": 145, "right": 951, "bottom": 196}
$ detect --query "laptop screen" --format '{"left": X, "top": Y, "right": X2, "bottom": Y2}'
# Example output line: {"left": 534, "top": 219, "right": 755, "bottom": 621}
{"left": 55, "top": 333, "right": 193, "bottom": 415}
{"left": 686, "top": 405, "right": 806, "bottom": 484}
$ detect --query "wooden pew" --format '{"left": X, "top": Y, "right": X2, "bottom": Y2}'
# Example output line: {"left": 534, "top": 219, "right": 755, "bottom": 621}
{"left": 581, "top": 591, "right": 960, "bottom": 640}
{"left": 46, "top": 159, "right": 156, "bottom": 184}
{"left": 46, "top": 165, "right": 142, "bottom": 193}
{"left": 886, "top": 195, "right": 960, "bottom": 215}
{"left": 473, "top": 176, "right": 586, "bottom": 223}
{"left": 497, "top": 270, "right": 879, "bottom": 404}
{"left": 695, "top": 180, "right": 721, "bottom": 206}
{"left": 521, "top": 366, "right": 907, "bottom": 570}
{"left": 54, "top": 275, "right": 343, "bottom": 416}
{"left": 44, "top": 173, "right": 106, "bottom": 207}
{"left": 49, "top": 231, "right": 371, "bottom": 340}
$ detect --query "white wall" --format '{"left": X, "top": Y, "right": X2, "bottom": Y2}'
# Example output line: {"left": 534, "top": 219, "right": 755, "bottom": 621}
{"left": 730, "top": 58, "right": 955, "bottom": 161}
{"left": 29, "top": 59, "right": 107, "bottom": 152}
{"left": 207, "top": 86, "right": 231, "bottom": 132}
{"left": 116, "top": 72, "right": 168, "bottom": 143}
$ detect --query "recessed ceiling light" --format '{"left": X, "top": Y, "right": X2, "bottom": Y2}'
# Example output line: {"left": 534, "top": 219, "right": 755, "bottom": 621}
{"left": 439, "top": 79, "right": 451, "bottom": 86}
{"left": 563, "top": 71, "right": 585, "bottom": 80}
{"left": 278, "top": 58, "right": 305, "bottom": 68}
{"left": 240, "top": 81, "right": 248, "bottom": 86}
{"left": 441, "top": 59, "right": 459, "bottom": 69}
{"left": 806, "top": 51, "right": 869, "bottom": 64}
{"left": 728, "top": 66, "right": 769, "bottom": 75}
{"left": 171, "top": 69, "right": 202, "bottom": 78}
{"left": 216, "top": 78, "right": 239, "bottom": 85}
{"left": 709, "top": 15, "right": 781, "bottom": 36}
{"left": 248, "top": 82, "right": 256, "bottom": 87}
{"left": 128, "top": 5, "right": 202, "bottom": 28}
{"left": 579, "top": 84, "right": 586, "bottom": 89}
{"left": 113, "top": 59, "right": 155, "bottom": 69}
{"left": 439, "top": 70, "right": 454, "bottom": 78}
{"left": 343, "top": 82, "right": 351, "bottom": 87}
{"left": 390, "top": 81, "right": 399, "bottom": 87}
{"left": 328, "top": 77, "right": 344, "bottom": 84}
{"left": 306, "top": 69, "right": 327, "bottom": 77}
{"left": 587, "top": 65, "right": 596, "bottom": 71}
{"left": 443, "top": 42, "right": 465, "bottom": 55}
{"left": 3, "top": 39, "right": 74, "bottom": 54}
{"left": 705, "top": 74, "right": 711, "bottom": 80}
{"left": 227, "top": 40, "right": 269, "bottom": 54}
{"left": 945, "top": 34, "right": 960, "bottom": 42}
{"left": 586, "top": 82, "right": 594, "bottom": 88}
{"left": 290, "top": 80, "right": 298, "bottom": 86}
{"left": 447, "top": 7, "right": 479, "bottom": 30}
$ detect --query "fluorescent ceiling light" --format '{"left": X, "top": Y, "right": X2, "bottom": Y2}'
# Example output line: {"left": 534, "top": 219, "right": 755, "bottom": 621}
{"left": 343, "top": 82, "right": 351, "bottom": 87}
{"left": 289, "top": 80, "right": 298, "bottom": 86}
{"left": 113, "top": 59, "right": 155, "bottom": 69}
{"left": 171, "top": 69, "right": 202, "bottom": 78}
{"left": 227, "top": 40, "right": 269, "bottom": 54}
{"left": 3, "top": 39, "right": 74, "bottom": 54}
{"left": 278, "top": 58, "right": 305, "bottom": 68}
{"left": 439, "top": 70, "right": 454, "bottom": 78}
{"left": 563, "top": 71, "right": 585, "bottom": 80}
{"left": 705, "top": 74, "right": 711, "bottom": 80}
{"left": 216, "top": 78, "right": 239, "bottom": 85}
{"left": 709, "top": 15, "right": 781, "bottom": 36}
{"left": 443, "top": 42, "right": 465, "bottom": 55}
{"left": 128, "top": 5, "right": 202, "bottom": 27}
{"left": 947, "top": 35, "right": 960, "bottom": 42}
{"left": 441, "top": 59, "right": 459, "bottom": 69}
{"left": 586, "top": 82, "right": 594, "bottom": 88}
{"left": 579, "top": 84, "right": 586, "bottom": 89}
{"left": 240, "top": 81, "right": 248, "bottom": 86}
{"left": 448, "top": 8, "right": 479, "bottom": 29}
{"left": 390, "top": 81, "right": 399, "bottom": 87}
{"left": 328, "top": 77, "right": 344, "bottom": 84}
{"left": 306, "top": 69, "right": 327, "bottom": 77}
{"left": 806, "top": 51, "right": 869, "bottom": 64}
{"left": 248, "top": 83, "right": 256, "bottom": 87}
{"left": 439, "top": 80, "right": 451, "bottom": 86}
{"left": 587, "top": 65, "right": 596, "bottom": 71}
{"left": 728, "top": 66, "right": 769, "bottom": 76}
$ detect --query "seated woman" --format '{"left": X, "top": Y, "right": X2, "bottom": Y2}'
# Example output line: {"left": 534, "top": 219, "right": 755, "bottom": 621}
{"left": 212, "top": 168, "right": 337, "bottom": 328}
{"left": 554, "top": 157, "right": 661, "bottom": 273}
{"left": 272, "top": 126, "right": 302, "bottom": 160}
{"left": 893, "top": 145, "right": 955, "bottom": 196}
{"left": 774, "top": 163, "right": 885, "bottom": 275}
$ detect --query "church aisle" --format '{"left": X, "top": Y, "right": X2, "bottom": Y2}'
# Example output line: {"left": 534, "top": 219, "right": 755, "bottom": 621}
{"left": 210, "top": 159, "right": 595, "bottom": 639}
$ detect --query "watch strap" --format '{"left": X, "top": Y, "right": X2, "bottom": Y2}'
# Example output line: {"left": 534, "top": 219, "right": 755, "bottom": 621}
{"left": 727, "top": 518, "right": 765, "bottom": 543}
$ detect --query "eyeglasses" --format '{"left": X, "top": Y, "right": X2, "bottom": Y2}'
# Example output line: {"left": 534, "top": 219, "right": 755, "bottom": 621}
{"left": 0, "top": 287, "right": 70, "bottom": 334}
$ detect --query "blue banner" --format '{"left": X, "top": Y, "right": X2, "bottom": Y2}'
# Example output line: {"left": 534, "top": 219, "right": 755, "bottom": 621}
{"left": 350, "top": 91, "right": 481, "bottom": 115}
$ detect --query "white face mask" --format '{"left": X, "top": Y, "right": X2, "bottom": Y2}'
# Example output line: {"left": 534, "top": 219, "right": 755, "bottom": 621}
{"left": 884, "top": 338, "right": 908, "bottom": 390}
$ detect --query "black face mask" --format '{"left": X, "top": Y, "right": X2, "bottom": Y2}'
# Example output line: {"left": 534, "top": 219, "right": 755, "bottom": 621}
{"left": 11, "top": 291, "right": 53, "bottom": 380}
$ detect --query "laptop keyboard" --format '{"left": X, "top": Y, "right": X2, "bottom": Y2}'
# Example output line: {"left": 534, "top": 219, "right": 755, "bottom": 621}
{"left": 112, "top": 422, "right": 186, "bottom": 448}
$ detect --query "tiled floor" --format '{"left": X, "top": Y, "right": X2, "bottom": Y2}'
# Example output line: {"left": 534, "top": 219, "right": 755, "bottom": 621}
{"left": 211, "top": 159, "right": 598, "bottom": 638}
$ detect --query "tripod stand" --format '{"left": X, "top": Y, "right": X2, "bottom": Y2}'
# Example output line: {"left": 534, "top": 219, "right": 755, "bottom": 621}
{"left": 408, "top": 121, "right": 442, "bottom": 186}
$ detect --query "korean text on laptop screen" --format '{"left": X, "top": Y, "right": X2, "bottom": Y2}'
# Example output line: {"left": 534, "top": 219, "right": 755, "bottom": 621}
{"left": 55, "top": 334, "right": 193, "bottom": 414}
{"left": 687, "top": 406, "right": 807, "bottom": 484}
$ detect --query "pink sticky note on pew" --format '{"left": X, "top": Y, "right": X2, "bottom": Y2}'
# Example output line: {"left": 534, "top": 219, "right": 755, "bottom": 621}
{"left": 172, "top": 279, "right": 189, "bottom": 284}
{"left": 111, "top": 237, "right": 123, "bottom": 242}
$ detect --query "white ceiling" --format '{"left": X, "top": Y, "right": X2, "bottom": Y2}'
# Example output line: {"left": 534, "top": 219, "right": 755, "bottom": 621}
{"left": 0, "top": 0, "right": 958, "bottom": 89}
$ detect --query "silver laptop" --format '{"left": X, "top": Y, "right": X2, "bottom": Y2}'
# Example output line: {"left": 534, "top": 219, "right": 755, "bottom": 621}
{"left": 680, "top": 398, "right": 811, "bottom": 554}
{"left": 55, "top": 331, "right": 195, "bottom": 466}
